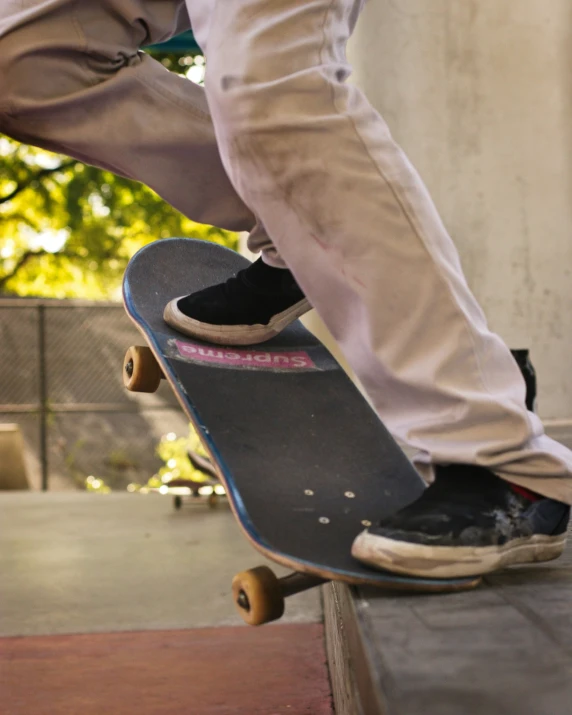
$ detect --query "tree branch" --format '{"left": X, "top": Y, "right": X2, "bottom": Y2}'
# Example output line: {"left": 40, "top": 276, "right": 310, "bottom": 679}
{"left": 0, "top": 160, "right": 76, "bottom": 205}
{"left": 0, "top": 245, "right": 118, "bottom": 292}
{"left": 0, "top": 249, "right": 44, "bottom": 290}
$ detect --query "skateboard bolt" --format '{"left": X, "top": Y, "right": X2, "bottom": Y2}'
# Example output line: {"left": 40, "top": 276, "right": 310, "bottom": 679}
{"left": 319, "top": 517, "right": 330, "bottom": 524}
{"left": 304, "top": 489, "right": 314, "bottom": 496}
{"left": 344, "top": 491, "right": 355, "bottom": 498}
{"left": 125, "top": 359, "right": 134, "bottom": 378}
{"left": 237, "top": 590, "right": 250, "bottom": 612}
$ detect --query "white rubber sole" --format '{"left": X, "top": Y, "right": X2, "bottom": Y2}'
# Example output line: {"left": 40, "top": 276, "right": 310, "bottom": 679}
{"left": 163, "top": 297, "right": 311, "bottom": 346}
{"left": 351, "top": 530, "right": 567, "bottom": 579}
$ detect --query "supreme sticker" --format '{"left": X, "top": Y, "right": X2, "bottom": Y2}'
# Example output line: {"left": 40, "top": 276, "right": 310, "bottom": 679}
{"left": 175, "top": 340, "right": 316, "bottom": 370}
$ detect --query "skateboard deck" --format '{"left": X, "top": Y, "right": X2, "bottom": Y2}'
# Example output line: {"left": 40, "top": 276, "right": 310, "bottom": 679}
{"left": 123, "top": 238, "right": 480, "bottom": 624}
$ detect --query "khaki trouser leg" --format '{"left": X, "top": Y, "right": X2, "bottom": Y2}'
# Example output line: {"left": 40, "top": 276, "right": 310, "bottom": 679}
{"left": 184, "top": 0, "right": 572, "bottom": 503}
{"left": 0, "top": 0, "right": 279, "bottom": 262}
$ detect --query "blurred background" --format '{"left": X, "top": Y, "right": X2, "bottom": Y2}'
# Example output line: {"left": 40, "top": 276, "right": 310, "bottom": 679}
{"left": 0, "top": 41, "right": 233, "bottom": 494}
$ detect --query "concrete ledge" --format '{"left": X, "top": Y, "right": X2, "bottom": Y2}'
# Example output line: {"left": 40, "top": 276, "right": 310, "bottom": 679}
{"left": 324, "top": 534, "right": 572, "bottom": 715}
{"left": 323, "top": 582, "right": 386, "bottom": 715}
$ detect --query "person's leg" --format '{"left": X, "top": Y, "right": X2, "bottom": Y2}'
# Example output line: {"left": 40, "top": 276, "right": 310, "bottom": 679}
{"left": 0, "top": 0, "right": 310, "bottom": 337}
{"left": 0, "top": 0, "right": 251, "bottom": 232}
{"left": 183, "top": 0, "right": 571, "bottom": 575}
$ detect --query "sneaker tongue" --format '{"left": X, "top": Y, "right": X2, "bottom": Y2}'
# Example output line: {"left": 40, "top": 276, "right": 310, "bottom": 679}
{"left": 430, "top": 464, "right": 516, "bottom": 506}
{"left": 239, "top": 259, "right": 298, "bottom": 295}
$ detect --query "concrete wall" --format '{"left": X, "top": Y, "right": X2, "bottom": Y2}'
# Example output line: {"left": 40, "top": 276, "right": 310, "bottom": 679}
{"left": 348, "top": 0, "right": 572, "bottom": 421}
{"left": 0, "top": 424, "right": 30, "bottom": 490}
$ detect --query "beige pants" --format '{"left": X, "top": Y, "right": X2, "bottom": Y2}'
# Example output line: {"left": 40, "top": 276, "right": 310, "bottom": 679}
{"left": 2, "top": 0, "right": 572, "bottom": 502}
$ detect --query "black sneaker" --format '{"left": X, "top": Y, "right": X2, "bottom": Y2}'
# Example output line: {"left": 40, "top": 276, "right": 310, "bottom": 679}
{"left": 164, "top": 258, "right": 311, "bottom": 345}
{"left": 351, "top": 464, "right": 569, "bottom": 579}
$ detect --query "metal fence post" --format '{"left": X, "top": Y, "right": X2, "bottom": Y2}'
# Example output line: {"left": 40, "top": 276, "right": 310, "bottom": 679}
{"left": 38, "top": 304, "right": 48, "bottom": 491}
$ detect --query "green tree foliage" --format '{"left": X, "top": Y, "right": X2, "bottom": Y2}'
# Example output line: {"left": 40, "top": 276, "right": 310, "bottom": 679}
{"left": 0, "top": 52, "right": 236, "bottom": 299}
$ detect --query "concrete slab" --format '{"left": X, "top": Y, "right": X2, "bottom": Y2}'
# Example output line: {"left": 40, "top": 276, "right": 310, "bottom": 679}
{"left": 0, "top": 493, "right": 321, "bottom": 637}
{"left": 325, "top": 528, "right": 572, "bottom": 715}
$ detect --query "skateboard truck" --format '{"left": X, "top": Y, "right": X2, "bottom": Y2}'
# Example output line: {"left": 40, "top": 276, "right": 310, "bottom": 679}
{"left": 232, "top": 566, "right": 327, "bottom": 626}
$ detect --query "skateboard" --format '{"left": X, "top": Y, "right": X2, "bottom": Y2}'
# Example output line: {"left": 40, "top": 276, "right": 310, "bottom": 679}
{"left": 122, "top": 238, "right": 481, "bottom": 625}
{"left": 158, "top": 476, "right": 223, "bottom": 510}
{"left": 167, "top": 449, "right": 226, "bottom": 509}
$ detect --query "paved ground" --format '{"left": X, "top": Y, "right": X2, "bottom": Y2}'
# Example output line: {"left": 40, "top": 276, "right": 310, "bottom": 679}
{"left": 2, "top": 626, "right": 332, "bottom": 715}
{"left": 0, "top": 492, "right": 321, "bottom": 636}
{"left": 0, "top": 493, "right": 331, "bottom": 714}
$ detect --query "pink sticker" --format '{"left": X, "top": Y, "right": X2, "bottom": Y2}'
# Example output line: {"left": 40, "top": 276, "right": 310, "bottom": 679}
{"left": 175, "top": 340, "right": 316, "bottom": 370}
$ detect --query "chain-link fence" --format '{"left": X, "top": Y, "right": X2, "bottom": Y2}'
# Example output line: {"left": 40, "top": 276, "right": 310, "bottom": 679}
{"left": 0, "top": 299, "right": 188, "bottom": 491}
